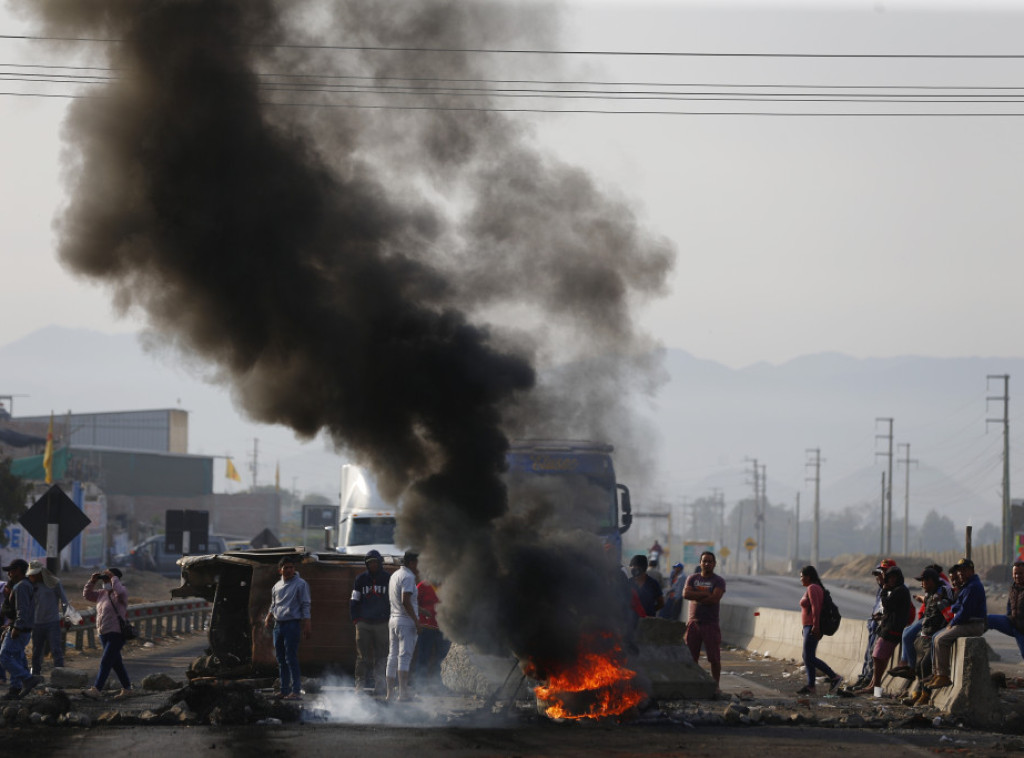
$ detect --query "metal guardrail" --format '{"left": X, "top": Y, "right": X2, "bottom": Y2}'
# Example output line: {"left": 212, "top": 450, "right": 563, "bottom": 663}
{"left": 62, "top": 599, "right": 212, "bottom": 651}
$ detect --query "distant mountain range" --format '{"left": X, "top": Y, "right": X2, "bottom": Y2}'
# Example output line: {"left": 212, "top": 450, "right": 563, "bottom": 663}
{"left": 2, "top": 327, "right": 1021, "bottom": 529}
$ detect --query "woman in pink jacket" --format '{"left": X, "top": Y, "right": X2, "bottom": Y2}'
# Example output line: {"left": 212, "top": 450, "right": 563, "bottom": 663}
{"left": 797, "top": 565, "right": 843, "bottom": 696}
{"left": 82, "top": 568, "right": 133, "bottom": 698}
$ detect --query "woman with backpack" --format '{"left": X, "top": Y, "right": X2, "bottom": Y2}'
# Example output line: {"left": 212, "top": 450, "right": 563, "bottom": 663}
{"left": 797, "top": 565, "right": 843, "bottom": 696}
{"left": 854, "top": 564, "right": 912, "bottom": 695}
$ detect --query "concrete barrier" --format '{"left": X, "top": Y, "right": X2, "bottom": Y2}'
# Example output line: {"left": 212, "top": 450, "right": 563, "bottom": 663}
{"left": 717, "top": 601, "right": 1002, "bottom": 724}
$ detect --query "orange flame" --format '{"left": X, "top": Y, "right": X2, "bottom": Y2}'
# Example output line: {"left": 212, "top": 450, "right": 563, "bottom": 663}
{"left": 531, "top": 632, "right": 645, "bottom": 720}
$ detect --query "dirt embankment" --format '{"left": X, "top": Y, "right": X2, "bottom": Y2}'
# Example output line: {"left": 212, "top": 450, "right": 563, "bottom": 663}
{"left": 62, "top": 567, "right": 182, "bottom": 606}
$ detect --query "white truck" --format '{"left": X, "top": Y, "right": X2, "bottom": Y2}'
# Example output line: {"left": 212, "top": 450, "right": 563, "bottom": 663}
{"left": 335, "top": 464, "right": 401, "bottom": 557}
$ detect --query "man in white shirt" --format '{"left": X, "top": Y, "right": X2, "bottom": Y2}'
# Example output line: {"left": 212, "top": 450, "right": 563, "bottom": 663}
{"left": 386, "top": 551, "right": 421, "bottom": 703}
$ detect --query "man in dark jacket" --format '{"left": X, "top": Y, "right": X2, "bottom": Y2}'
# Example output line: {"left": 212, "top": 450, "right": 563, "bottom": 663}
{"left": 0, "top": 559, "right": 41, "bottom": 700}
{"left": 928, "top": 557, "right": 987, "bottom": 689}
{"left": 350, "top": 550, "right": 391, "bottom": 696}
{"left": 905, "top": 567, "right": 953, "bottom": 706}
{"left": 987, "top": 560, "right": 1024, "bottom": 660}
{"left": 855, "top": 564, "right": 911, "bottom": 695}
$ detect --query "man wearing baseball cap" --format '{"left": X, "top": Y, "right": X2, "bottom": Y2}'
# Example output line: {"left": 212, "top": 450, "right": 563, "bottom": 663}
{"left": 0, "top": 559, "right": 42, "bottom": 699}
{"left": 927, "top": 557, "right": 987, "bottom": 690}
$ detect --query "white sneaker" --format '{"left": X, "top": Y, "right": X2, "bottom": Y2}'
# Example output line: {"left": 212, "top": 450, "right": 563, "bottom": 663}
{"left": 83, "top": 686, "right": 103, "bottom": 699}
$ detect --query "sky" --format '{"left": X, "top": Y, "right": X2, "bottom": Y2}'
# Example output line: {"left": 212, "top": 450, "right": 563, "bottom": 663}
{"left": 3, "top": 0, "right": 1024, "bottom": 498}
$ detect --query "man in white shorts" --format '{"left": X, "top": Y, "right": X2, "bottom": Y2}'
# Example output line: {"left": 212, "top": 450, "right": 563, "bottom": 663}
{"left": 386, "top": 551, "right": 421, "bottom": 702}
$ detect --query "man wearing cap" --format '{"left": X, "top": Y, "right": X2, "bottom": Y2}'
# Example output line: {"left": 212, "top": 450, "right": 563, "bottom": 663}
{"left": 658, "top": 562, "right": 687, "bottom": 620}
{"left": 927, "top": 557, "right": 987, "bottom": 690}
{"left": 350, "top": 549, "right": 391, "bottom": 696}
{"left": 890, "top": 564, "right": 952, "bottom": 680}
{"left": 901, "top": 567, "right": 953, "bottom": 706}
{"left": 0, "top": 559, "right": 42, "bottom": 699}
{"left": 986, "top": 559, "right": 1024, "bottom": 660}
{"left": 27, "top": 560, "right": 69, "bottom": 676}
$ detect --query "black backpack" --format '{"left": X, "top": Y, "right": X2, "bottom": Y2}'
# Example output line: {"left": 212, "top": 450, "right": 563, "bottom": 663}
{"left": 820, "top": 589, "right": 842, "bottom": 636}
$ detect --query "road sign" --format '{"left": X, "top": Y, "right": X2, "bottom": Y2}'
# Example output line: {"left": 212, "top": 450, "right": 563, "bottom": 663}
{"left": 303, "top": 504, "right": 339, "bottom": 529}
{"left": 719, "top": 546, "right": 731, "bottom": 558}
{"left": 19, "top": 485, "right": 91, "bottom": 558}
{"left": 166, "top": 510, "right": 210, "bottom": 554}
{"left": 744, "top": 537, "right": 757, "bottom": 552}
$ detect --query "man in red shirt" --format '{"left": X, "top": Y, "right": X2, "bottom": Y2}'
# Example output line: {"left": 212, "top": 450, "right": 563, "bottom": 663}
{"left": 415, "top": 581, "right": 450, "bottom": 690}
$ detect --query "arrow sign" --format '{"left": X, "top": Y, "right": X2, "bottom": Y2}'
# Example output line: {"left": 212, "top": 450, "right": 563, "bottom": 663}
{"left": 19, "top": 485, "right": 91, "bottom": 564}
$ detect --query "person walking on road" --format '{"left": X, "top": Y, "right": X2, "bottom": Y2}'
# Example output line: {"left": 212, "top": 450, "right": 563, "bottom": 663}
{"left": 27, "top": 560, "right": 69, "bottom": 676}
{"left": 386, "top": 551, "right": 421, "bottom": 703}
{"left": 350, "top": 549, "right": 391, "bottom": 696}
{"left": 264, "top": 556, "right": 312, "bottom": 701}
{"left": 82, "top": 567, "right": 133, "bottom": 699}
{"left": 682, "top": 551, "right": 726, "bottom": 688}
{"left": 797, "top": 565, "right": 843, "bottom": 696}
{"left": 1, "top": 559, "right": 42, "bottom": 700}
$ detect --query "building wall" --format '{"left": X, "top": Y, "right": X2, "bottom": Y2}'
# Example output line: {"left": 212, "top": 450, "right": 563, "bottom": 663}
{"left": 69, "top": 448, "right": 213, "bottom": 497}
{"left": 109, "top": 492, "right": 282, "bottom": 543}
{"left": 16, "top": 409, "right": 188, "bottom": 454}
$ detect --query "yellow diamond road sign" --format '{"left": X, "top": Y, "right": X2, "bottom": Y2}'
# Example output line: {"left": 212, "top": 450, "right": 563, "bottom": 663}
{"left": 744, "top": 537, "right": 757, "bottom": 551}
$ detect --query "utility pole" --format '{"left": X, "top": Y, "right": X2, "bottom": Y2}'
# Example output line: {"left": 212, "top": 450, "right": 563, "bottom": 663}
{"left": 806, "top": 448, "right": 822, "bottom": 567}
{"left": 987, "top": 375, "right": 1011, "bottom": 565}
{"left": 794, "top": 491, "right": 800, "bottom": 569}
{"left": 745, "top": 458, "right": 760, "bottom": 574}
{"left": 875, "top": 418, "right": 894, "bottom": 554}
{"left": 897, "top": 443, "right": 919, "bottom": 555}
{"left": 879, "top": 471, "right": 886, "bottom": 554}
{"left": 759, "top": 463, "right": 767, "bottom": 573}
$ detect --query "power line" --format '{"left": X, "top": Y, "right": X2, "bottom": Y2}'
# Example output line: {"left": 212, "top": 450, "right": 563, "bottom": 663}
{"left": 6, "top": 33, "right": 1024, "bottom": 59}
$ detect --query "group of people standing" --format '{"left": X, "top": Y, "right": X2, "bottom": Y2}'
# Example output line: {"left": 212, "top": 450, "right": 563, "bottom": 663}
{"left": 264, "top": 549, "right": 448, "bottom": 702}
{"left": 2, "top": 558, "right": 130, "bottom": 701}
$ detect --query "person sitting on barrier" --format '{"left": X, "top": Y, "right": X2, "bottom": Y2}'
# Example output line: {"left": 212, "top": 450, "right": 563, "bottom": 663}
{"left": 854, "top": 564, "right": 912, "bottom": 696}
{"left": 796, "top": 565, "right": 843, "bottom": 696}
{"left": 889, "top": 563, "right": 952, "bottom": 680}
{"left": 898, "top": 567, "right": 953, "bottom": 706}
{"left": 926, "top": 557, "right": 987, "bottom": 691}
{"left": 82, "top": 567, "right": 133, "bottom": 699}
{"left": 850, "top": 559, "right": 894, "bottom": 691}
{"left": 986, "top": 559, "right": 1024, "bottom": 661}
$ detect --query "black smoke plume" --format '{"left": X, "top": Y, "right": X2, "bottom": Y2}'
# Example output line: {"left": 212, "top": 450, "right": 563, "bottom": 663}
{"left": 29, "top": 0, "right": 674, "bottom": 676}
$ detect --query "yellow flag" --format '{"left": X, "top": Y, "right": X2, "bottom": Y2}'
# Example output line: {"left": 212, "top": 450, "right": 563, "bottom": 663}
{"left": 226, "top": 458, "right": 242, "bottom": 482}
{"left": 42, "top": 412, "right": 54, "bottom": 484}
{"left": 275, "top": 462, "right": 280, "bottom": 492}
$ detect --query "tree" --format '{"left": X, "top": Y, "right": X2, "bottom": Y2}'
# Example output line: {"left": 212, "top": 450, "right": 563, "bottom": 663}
{"left": 0, "top": 458, "right": 30, "bottom": 547}
{"left": 919, "top": 509, "right": 958, "bottom": 553}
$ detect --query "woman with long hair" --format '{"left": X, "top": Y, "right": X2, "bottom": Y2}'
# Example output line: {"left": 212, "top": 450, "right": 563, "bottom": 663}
{"left": 797, "top": 565, "right": 843, "bottom": 696}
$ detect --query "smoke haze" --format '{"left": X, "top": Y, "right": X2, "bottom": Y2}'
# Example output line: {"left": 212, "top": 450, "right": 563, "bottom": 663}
{"left": 28, "top": 0, "right": 674, "bottom": 673}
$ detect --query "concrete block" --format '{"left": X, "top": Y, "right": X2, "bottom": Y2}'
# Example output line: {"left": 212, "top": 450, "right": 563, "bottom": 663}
{"left": 930, "top": 636, "right": 1004, "bottom": 727}
{"left": 49, "top": 667, "right": 91, "bottom": 689}
{"left": 628, "top": 618, "right": 716, "bottom": 700}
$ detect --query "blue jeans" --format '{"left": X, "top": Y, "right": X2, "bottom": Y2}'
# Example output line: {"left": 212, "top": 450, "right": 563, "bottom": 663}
{"left": 899, "top": 618, "right": 923, "bottom": 667}
{"left": 860, "top": 619, "right": 878, "bottom": 681}
{"left": 95, "top": 632, "right": 131, "bottom": 690}
{"left": 0, "top": 630, "right": 31, "bottom": 688}
{"left": 802, "top": 625, "right": 838, "bottom": 688}
{"left": 31, "top": 620, "right": 64, "bottom": 673}
{"left": 987, "top": 614, "right": 1024, "bottom": 659}
{"left": 274, "top": 619, "right": 302, "bottom": 695}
